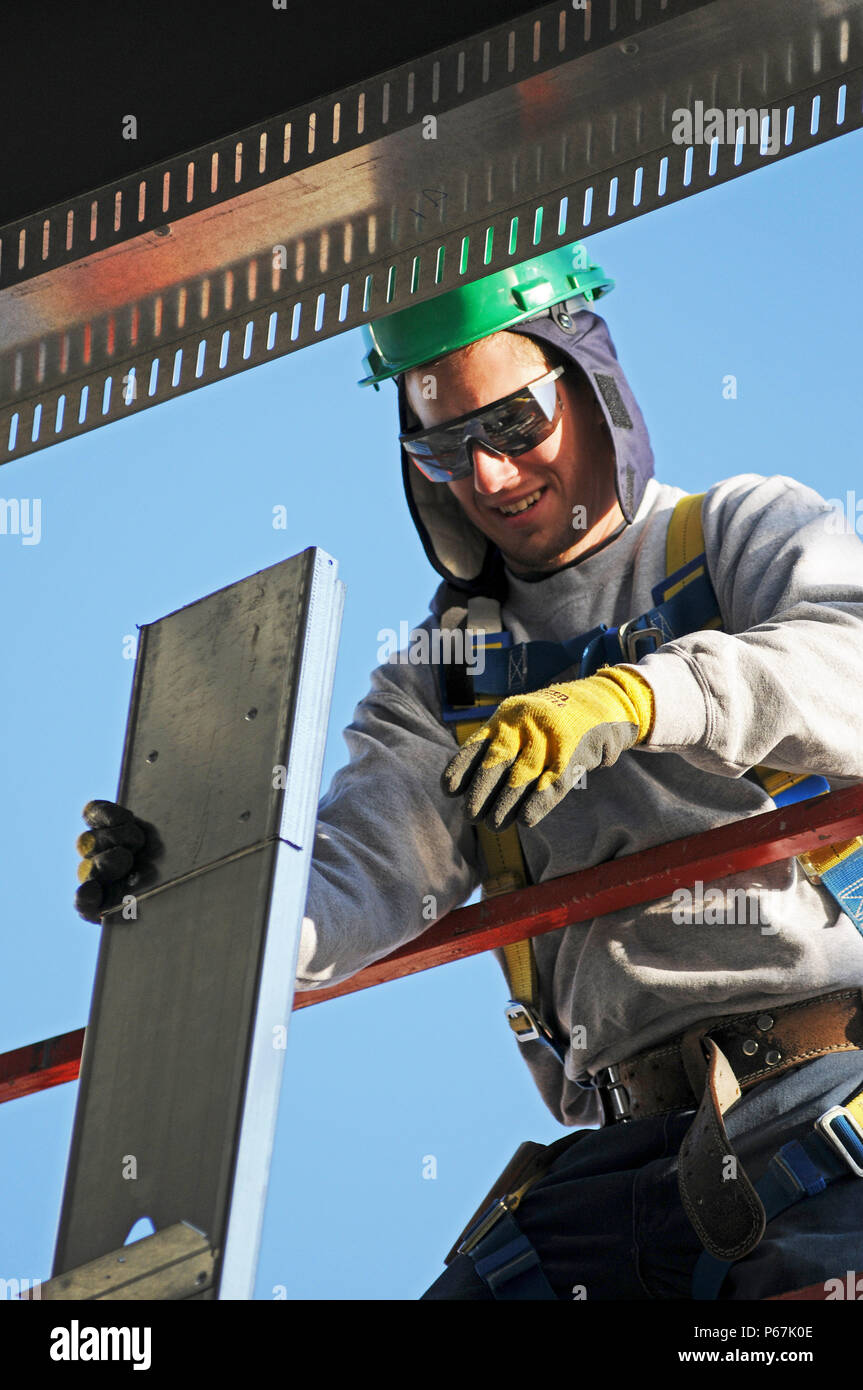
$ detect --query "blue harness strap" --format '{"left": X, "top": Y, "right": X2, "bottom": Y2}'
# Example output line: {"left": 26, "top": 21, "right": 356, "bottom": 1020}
{"left": 820, "top": 853, "right": 863, "bottom": 935}
{"left": 470, "top": 1210, "right": 558, "bottom": 1298}
{"left": 435, "top": 500, "right": 863, "bottom": 1299}
{"left": 460, "top": 1100, "right": 863, "bottom": 1301}
{"left": 438, "top": 541, "right": 863, "bottom": 944}
{"left": 440, "top": 563, "right": 721, "bottom": 720}
{"left": 458, "top": 1204, "right": 557, "bottom": 1299}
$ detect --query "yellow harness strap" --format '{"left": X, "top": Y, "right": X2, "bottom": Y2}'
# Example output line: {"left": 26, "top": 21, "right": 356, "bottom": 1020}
{"left": 454, "top": 645, "right": 538, "bottom": 1007}
{"left": 463, "top": 492, "right": 861, "bottom": 1036}
{"left": 461, "top": 494, "right": 713, "bottom": 1015}
{"left": 847, "top": 1087, "right": 863, "bottom": 1130}
{"left": 459, "top": 494, "right": 719, "bottom": 1019}
{"left": 671, "top": 500, "right": 863, "bottom": 883}
{"left": 665, "top": 490, "right": 706, "bottom": 577}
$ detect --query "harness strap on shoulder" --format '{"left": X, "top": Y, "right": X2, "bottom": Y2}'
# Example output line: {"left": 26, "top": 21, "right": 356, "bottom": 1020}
{"left": 454, "top": 598, "right": 540, "bottom": 1024}
{"left": 666, "top": 499, "right": 863, "bottom": 935}
{"left": 447, "top": 492, "right": 863, "bottom": 1073}
{"left": 460, "top": 497, "right": 717, "bottom": 1054}
{"left": 665, "top": 490, "right": 706, "bottom": 577}
{"left": 454, "top": 602, "right": 566, "bottom": 1052}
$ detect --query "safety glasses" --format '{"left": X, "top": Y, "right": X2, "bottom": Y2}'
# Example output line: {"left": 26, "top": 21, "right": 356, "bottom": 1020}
{"left": 399, "top": 365, "right": 566, "bottom": 483}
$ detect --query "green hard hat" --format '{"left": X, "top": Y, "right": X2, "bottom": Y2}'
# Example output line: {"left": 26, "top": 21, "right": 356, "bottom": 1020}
{"left": 358, "top": 239, "right": 613, "bottom": 389}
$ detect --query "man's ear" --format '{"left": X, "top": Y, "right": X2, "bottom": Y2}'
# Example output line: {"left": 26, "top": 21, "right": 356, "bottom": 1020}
{"left": 570, "top": 367, "right": 606, "bottom": 428}
{"left": 402, "top": 379, "right": 421, "bottom": 430}
{"left": 591, "top": 391, "right": 609, "bottom": 432}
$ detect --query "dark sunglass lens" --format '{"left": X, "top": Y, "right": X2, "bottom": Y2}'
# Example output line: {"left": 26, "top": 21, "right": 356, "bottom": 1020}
{"left": 485, "top": 404, "right": 558, "bottom": 456}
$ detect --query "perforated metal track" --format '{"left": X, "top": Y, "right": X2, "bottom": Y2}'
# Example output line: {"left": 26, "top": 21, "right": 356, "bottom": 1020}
{"left": 1, "top": 0, "right": 861, "bottom": 466}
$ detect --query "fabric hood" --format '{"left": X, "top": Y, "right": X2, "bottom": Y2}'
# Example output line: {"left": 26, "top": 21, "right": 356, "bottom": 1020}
{"left": 396, "top": 301, "right": 655, "bottom": 615}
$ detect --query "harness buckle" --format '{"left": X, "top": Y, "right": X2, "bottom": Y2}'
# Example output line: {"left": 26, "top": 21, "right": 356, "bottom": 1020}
{"left": 617, "top": 620, "right": 665, "bottom": 664}
{"left": 594, "top": 1063, "right": 633, "bottom": 1124}
{"left": 816, "top": 1105, "right": 863, "bottom": 1177}
{"left": 504, "top": 1001, "right": 566, "bottom": 1062}
{"left": 504, "top": 1001, "right": 552, "bottom": 1043}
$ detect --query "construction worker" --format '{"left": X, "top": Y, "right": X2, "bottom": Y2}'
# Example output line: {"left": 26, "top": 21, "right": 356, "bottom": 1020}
{"left": 75, "top": 242, "right": 863, "bottom": 1300}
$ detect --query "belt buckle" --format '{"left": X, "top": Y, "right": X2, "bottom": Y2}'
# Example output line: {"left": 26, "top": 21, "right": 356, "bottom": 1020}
{"left": 816, "top": 1105, "right": 863, "bottom": 1177}
{"left": 595, "top": 1063, "right": 633, "bottom": 1124}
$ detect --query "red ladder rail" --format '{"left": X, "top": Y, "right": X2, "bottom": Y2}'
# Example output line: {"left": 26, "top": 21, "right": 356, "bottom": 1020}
{"left": 0, "top": 1027, "right": 85, "bottom": 1104}
{"left": 3, "top": 784, "right": 863, "bottom": 1104}
{"left": 296, "top": 783, "right": 863, "bottom": 1006}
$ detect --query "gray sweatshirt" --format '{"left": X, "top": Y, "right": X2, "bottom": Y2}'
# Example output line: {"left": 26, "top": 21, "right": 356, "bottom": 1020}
{"left": 297, "top": 471, "right": 863, "bottom": 1127}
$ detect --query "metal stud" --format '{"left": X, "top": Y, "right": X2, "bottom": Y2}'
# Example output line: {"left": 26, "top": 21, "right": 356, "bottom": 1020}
{"left": 756, "top": 1013, "right": 774, "bottom": 1031}
{"left": 741, "top": 1038, "right": 759, "bottom": 1056}
{"left": 765, "top": 1049, "right": 782, "bottom": 1066}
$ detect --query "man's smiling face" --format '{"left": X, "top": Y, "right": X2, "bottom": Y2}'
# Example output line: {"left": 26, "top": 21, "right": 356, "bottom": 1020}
{"left": 404, "top": 331, "right": 623, "bottom": 575}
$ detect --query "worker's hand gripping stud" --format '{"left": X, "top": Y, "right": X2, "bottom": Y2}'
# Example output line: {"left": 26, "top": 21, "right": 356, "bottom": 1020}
{"left": 441, "top": 666, "right": 655, "bottom": 832}
{"left": 75, "top": 799, "right": 162, "bottom": 923}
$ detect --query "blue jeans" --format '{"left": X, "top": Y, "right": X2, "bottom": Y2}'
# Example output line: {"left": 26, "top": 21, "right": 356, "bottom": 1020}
{"left": 421, "top": 1051, "right": 863, "bottom": 1299}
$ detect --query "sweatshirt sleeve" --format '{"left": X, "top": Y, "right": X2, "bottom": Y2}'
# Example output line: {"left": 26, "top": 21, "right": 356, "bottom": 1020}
{"left": 632, "top": 473, "right": 863, "bottom": 782}
{"left": 296, "top": 654, "right": 482, "bottom": 989}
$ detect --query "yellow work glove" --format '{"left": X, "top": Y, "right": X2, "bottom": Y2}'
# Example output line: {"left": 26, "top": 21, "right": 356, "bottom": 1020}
{"left": 442, "top": 665, "right": 655, "bottom": 831}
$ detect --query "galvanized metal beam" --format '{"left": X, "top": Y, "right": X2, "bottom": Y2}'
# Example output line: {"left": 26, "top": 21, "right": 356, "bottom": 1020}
{"left": 1, "top": 1, "right": 705, "bottom": 284}
{"left": 50, "top": 546, "right": 344, "bottom": 1301}
{"left": 3, "top": 0, "right": 861, "bottom": 465}
{"left": 0, "top": 1, "right": 553, "bottom": 228}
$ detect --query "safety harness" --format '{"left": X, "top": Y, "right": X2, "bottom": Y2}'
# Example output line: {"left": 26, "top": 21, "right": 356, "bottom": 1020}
{"left": 441, "top": 492, "right": 863, "bottom": 1063}
{"left": 438, "top": 493, "right": 863, "bottom": 1299}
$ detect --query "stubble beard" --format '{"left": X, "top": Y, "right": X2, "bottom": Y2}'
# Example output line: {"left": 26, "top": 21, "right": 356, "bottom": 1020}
{"left": 493, "top": 515, "right": 582, "bottom": 575}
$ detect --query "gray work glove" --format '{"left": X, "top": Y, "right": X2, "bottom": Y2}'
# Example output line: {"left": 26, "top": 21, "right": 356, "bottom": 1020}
{"left": 75, "top": 799, "right": 161, "bottom": 922}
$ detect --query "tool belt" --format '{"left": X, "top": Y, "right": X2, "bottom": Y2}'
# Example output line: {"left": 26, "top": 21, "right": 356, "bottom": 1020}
{"left": 448, "top": 988, "right": 863, "bottom": 1267}
{"left": 600, "top": 987, "right": 863, "bottom": 1261}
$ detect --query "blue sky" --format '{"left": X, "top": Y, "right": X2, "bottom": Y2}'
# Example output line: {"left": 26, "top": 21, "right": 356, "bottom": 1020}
{"left": 1, "top": 126, "right": 862, "bottom": 1300}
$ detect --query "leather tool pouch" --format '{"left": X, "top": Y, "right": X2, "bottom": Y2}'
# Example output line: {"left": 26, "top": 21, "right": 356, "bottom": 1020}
{"left": 444, "top": 1129, "right": 592, "bottom": 1265}
{"left": 676, "top": 1026, "right": 767, "bottom": 1261}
